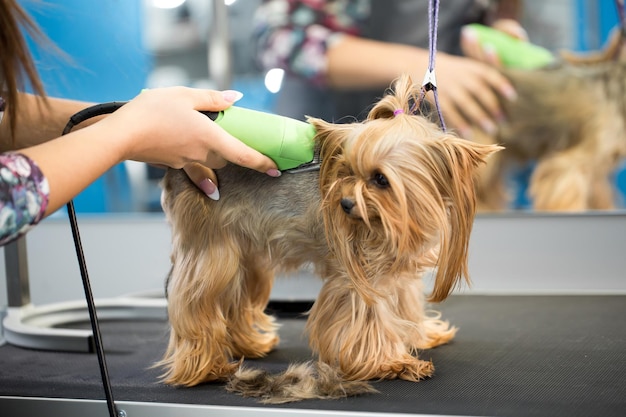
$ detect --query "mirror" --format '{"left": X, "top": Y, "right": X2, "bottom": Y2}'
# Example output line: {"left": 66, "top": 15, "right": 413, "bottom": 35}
{"left": 23, "top": 0, "right": 626, "bottom": 214}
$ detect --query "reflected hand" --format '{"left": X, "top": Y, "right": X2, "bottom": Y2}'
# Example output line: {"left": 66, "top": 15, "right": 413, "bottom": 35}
{"left": 428, "top": 52, "right": 517, "bottom": 139}
{"left": 460, "top": 19, "right": 529, "bottom": 67}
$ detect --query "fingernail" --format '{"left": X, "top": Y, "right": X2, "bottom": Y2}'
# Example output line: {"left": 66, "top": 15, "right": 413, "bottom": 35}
{"left": 513, "top": 27, "right": 529, "bottom": 41}
{"left": 461, "top": 26, "right": 477, "bottom": 42}
{"left": 266, "top": 168, "right": 282, "bottom": 178}
{"left": 222, "top": 90, "right": 244, "bottom": 103}
{"left": 198, "top": 178, "right": 220, "bottom": 201}
{"left": 502, "top": 85, "right": 518, "bottom": 101}
{"left": 483, "top": 43, "right": 498, "bottom": 59}
{"left": 458, "top": 127, "right": 473, "bottom": 140}
{"left": 481, "top": 119, "right": 497, "bottom": 135}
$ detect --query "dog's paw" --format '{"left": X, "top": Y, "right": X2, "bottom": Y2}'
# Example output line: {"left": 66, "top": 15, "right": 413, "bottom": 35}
{"left": 366, "top": 357, "right": 434, "bottom": 381}
{"left": 414, "top": 317, "right": 458, "bottom": 349}
{"left": 398, "top": 358, "right": 435, "bottom": 381}
{"left": 233, "top": 333, "right": 280, "bottom": 358}
{"left": 160, "top": 359, "right": 241, "bottom": 386}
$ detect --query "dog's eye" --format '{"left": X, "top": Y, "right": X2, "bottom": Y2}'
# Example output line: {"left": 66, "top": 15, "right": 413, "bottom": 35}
{"left": 371, "top": 172, "right": 390, "bottom": 189}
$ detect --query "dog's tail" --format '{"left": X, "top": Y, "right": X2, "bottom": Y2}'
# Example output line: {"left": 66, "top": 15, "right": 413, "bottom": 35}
{"left": 226, "top": 361, "right": 378, "bottom": 404}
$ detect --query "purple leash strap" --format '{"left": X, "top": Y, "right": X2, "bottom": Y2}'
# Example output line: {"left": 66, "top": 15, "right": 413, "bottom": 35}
{"left": 410, "top": 0, "right": 446, "bottom": 131}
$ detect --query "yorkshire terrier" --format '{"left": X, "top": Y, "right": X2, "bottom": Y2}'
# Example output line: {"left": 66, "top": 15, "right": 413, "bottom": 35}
{"left": 474, "top": 28, "right": 626, "bottom": 212}
{"left": 157, "top": 74, "right": 501, "bottom": 403}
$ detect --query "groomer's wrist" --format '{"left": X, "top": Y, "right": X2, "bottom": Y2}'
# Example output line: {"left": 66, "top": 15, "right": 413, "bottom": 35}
{"left": 85, "top": 119, "right": 131, "bottom": 166}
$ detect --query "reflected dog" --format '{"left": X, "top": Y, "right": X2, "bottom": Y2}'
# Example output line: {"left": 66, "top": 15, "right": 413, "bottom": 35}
{"left": 157, "top": 74, "right": 501, "bottom": 403}
{"left": 474, "top": 29, "right": 626, "bottom": 211}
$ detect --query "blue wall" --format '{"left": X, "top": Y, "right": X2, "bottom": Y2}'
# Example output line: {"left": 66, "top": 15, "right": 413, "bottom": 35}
{"left": 21, "top": 0, "right": 151, "bottom": 212}
{"left": 23, "top": 0, "right": 150, "bottom": 102}
{"left": 575, "top": 0, "right": 621, "bottom": 50}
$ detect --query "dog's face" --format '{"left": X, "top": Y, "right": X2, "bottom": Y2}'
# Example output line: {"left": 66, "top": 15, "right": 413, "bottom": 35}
{"left": 307, "top": 82, "right": 500, "bottom": 303}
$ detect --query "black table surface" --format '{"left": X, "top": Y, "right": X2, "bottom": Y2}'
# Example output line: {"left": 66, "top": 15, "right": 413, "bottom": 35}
{"left": 1, "top": 295, "right": 625, "bottom": 417}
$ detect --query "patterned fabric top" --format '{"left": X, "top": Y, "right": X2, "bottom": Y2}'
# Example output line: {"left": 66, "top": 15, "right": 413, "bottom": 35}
{"left": 253, "top": 0, "right": 489, "bottom": 87}
{"left": 0, "top": 153, "right": 50, "bottom": 246}
{"left": 253, "top": 0, "right": 369, "bottom": 86}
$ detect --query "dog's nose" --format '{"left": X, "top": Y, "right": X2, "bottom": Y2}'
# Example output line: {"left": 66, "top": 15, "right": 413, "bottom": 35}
{"left": 341, "top": 198, "right": 355, "bottom": 214}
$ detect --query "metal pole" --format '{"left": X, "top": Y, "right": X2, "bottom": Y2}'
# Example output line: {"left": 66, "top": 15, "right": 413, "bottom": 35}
{"left": 4, "top": 236, "right": 31, "bottom": 308}
{"left": 208, "top": 0, "right": 232, "bottom": 90}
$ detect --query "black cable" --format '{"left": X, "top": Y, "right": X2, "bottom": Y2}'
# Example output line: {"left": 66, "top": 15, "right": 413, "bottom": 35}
{"left": 62, "top": 101, "right": 127, "bottom": 417}
{"left": 62, "top": 101, "right": 127, "bottom": 135}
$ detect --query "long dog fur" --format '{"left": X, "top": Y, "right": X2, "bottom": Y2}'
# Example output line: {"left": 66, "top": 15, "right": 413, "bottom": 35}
{"left": 157, "top": 74, "right": 500, "bottom": 403}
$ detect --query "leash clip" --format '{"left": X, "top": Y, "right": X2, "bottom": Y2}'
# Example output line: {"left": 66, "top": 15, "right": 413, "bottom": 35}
{"left": 422, "top": 69, "right": 437, "bottom": 91}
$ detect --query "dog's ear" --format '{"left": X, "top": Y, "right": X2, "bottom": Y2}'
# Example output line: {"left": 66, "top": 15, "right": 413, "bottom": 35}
{"left": 560, "top": 27, "right": 626, "bottom": 64}
{"left": 307, "top": 116, "right": 354, "bottom": 141}
{"left": 427, "top": 137, "right": 502, "bottom": 302}
{"left": 306, "top": 116, "right": 339, "bottom": 138}
{"left": 307, "top": 116, "right": 357, "bottom": 161}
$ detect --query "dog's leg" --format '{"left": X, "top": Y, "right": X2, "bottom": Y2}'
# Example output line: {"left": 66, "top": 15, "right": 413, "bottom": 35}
{"left": 588, "top": 169, "right": 617, "bottom": 209}
{"left": 397, "top": 278, "right": 457, "bottom": 350}
{"left": 528, "top": 113, "right": 622, "bottom": 211}
{"left": 157, "top": 239, "right": 247, "bottom": 386}
{"left": 587, "top": 125, "right": 623, "bottom": 209}
{"left": 307, "top": 276, "right": 435, "bottom": 382}
{"left": 228, "top": 260, "right": 280, "bottom": 359}
{"left": 529, "top": 149, "right": 592, "bottom": 211}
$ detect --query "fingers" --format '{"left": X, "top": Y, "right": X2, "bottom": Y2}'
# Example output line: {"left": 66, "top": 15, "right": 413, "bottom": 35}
{"left": 460, "top": 26, "right": 493, "bottom": 65}
{"left": 443, "top": 71, "right": 514, "bottom": 138}
{"left": 190, "top": 89, "right": 282, "bottom": 177}
{"left": 460, "top": 20, "right": 529, "bottom": 69}
{"left": 183, "top": 163, "right": 220, "bottom": 200}
{"left": 192, "top": 89, "right": 245, "bottom": 112}
{"left": 460, "top": 26, "right": 502, "bottom": 68}
{"left": 110, "top": 86, "right": 284, "bottom": 176}
{"left": 434, "top": 54, "right": 517, "bottom": 139}
{"left": 491, "top": 19, "right": 529, "bottom": 41}
{"left": 438, "top": 88, "right": 498, "bottom": 139}
{"left": 208, "top": 126, "right": 282, "bottom": 177}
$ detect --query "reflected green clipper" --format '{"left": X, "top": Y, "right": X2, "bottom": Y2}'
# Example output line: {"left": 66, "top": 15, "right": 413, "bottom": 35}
{"left": 466, "top": 23, "right": 555, "bottom": 70}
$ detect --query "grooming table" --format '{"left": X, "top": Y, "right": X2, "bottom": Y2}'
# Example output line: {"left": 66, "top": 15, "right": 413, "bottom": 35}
{"left": 0, "top": 295, "right": 624, "bottom": 417}
{"left": 1, "top": 212, "right": 625, "bottom": 416}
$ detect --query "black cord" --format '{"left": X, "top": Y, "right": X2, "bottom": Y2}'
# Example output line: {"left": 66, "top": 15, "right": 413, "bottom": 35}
{"left": 62, "top": 101, "right": 127, "bottom": 134}
{"left": 62, "top": 101, "right": 127, "bottom": 417}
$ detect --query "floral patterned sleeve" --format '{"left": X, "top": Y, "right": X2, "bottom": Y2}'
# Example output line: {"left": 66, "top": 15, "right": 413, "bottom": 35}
{"left": 253, "top": 0, "right": 370, "bottom": 86}
{"left": 0, "top": 153, "right": 50, "bottom": 246}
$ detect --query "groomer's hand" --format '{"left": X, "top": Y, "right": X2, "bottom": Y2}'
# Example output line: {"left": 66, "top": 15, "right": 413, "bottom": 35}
{"left": 183, "top": 163, "right": 220, "bottom": 200}
{"left": 101, "top": 87, "right": 280, "bottom": 199}
{"left": 105, "top": 87, "right": 280, "bottom": 171}
{"left": 430, "top": 52, "right": 516, "bottom": 139}
{"left": 460, "top": 19, "right": 529, "bottom": 67}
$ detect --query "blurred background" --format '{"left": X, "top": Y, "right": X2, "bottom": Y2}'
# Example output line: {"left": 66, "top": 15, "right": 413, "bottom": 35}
{"left": 19, "top": 0, "right": 626, "bottom": 213}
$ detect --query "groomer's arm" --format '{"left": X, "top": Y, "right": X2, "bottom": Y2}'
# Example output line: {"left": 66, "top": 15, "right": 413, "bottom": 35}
{"left": 325, "top": 36, "right": 430, "bottom": 89}
{"left": 0, "top": 92, "right": 95, "bottom": 152}
{"left": 18, "top": 87, "right": 278, "bottom": 216}
{"left": 325, "top": 35, "right": 516, "bottom": 137}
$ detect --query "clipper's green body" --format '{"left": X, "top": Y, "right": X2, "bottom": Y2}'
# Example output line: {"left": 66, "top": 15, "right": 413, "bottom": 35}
{"left": 210, "top": 106, "right": 317, "bottom": 171}
{"left": 467, "top": 24, "right": 555, "bottom": 69}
